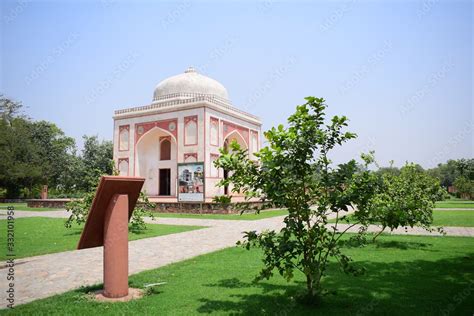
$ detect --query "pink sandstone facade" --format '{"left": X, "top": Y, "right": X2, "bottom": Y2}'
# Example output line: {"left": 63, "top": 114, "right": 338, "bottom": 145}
{"left": 113, "top": 67, "right": 261, "bottom": 202}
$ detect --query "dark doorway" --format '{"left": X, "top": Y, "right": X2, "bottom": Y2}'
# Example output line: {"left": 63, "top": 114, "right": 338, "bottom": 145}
{"left": 159, "top": 169, "right": 171, "bottom": 196}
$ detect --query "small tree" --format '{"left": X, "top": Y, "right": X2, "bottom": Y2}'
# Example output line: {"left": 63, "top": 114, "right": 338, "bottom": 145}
{"left": 352, "top": 163, "right": 446, "bottom": 240}
{"left": 215, "top": 97, "right": 377, "bottom": 301}
{"left": 65, "top": 175, "right": 155, "bottom": 231}
{"left": 215, "top": 97, "right": 445, "bottom": 302}
{"left": 130, "top": 192, "right": 157, "bottom": 232}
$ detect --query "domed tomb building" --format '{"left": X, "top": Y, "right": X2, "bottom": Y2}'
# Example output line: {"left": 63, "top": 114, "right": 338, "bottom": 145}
{"left": 113, "top": 67, "right": 261, "bottom": 202}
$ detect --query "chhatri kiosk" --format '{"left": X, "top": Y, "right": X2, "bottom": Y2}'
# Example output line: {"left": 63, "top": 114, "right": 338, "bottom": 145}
{"left": 113, "top": 67, "right": 261, "bottom": 203}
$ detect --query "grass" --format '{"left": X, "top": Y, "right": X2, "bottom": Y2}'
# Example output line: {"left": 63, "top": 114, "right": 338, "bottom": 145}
{"left": 332, "top": 210, "right": 474, "bottom": 227}
{"left": 2, "top": 199, "right": 470, "bottom": 213}
{"left": 0, "top": 202, "right": 63, "bottom": 212}
{"left": 435, "top": 201, "right": 474, "bottom": 209}
{"left": 154, "top": 209, "right": 288, "bottom": 220}
{"left": 4, "top": 234, "right": 474, "bottom": 315}
{"left": 0, "top": 217, "right": 205, "bottom": 260}
{"left": 0, "top": 203, "right": 290, "bottom": 218}
{"left": 432, "top": 210, "right": 474, "bottom": 227}
{"left": 444, "top": 197, "right": 473, "bottom": 202}
{"left": 152, "top": 199, "right": 474, "bottom": 220}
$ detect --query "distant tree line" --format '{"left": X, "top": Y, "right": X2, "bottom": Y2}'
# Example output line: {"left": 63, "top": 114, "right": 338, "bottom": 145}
{"left": 427, "top": 159, "right": 474, "bottom": 199}
{"left": 1, "top": 94, "right": 472, "bottom": 200}
{"left": 0, "top": 95, "right": 113, "bottom": 199}
{"left": 375, "top": 159, "right": 474, "bottom": 200}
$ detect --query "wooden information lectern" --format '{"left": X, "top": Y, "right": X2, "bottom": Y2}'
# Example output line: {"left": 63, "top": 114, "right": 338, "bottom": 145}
{"left": 77, "top": 176, "right": 145, "bottom": 299}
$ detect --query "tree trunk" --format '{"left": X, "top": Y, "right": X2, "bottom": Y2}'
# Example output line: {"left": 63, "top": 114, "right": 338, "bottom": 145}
{"left": 306, "top": 274, "right": 315, "bottom": 298}
{"left": 372, "top": 226, "right": 386, "bottom": 242}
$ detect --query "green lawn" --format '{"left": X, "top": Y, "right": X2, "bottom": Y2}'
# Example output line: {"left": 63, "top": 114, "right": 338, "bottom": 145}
{"left": 432, "top": 210, "right": 474, "bottom": 227}
{"left": 443, "top": 198, "right": 473, "bottom": 202}
{"left": 332, "top": 210, "right": 474, "bottom": 227}
{"left": 5, "top": 234, "right": 474, "bottom": 315}
{"left": 0, "top": 202, "right": 63, "bottom": 212}
{"left": 154, "top": 209, "right": 288, "bottom": 220}
{"left": 435, "top": 201, "right": 474, "bottom": 209}
{"left": 0, "top": 217, "right": 205, "bottom": 260}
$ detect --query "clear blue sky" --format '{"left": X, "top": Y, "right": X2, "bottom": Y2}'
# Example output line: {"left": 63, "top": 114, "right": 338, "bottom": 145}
{"left": 1, "top": 0, "right": 472, "bottom": 168}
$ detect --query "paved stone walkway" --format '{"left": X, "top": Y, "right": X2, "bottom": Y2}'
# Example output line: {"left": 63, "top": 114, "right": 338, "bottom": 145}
{"left": 1, "top": 209, "right": 474, "bottom": 308}
{"left": 0, "top": 209, "right": 69, "bottom": 219}
{"left": 0, "top": 216, "right": 285, "bottom": 308}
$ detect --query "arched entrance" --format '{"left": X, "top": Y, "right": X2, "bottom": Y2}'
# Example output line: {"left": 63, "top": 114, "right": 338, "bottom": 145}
{"left": 136, "top": 127, "right": 177, "bottom": 196}
{"left": 223, "top": 131, "right": 248, "bottom": 195}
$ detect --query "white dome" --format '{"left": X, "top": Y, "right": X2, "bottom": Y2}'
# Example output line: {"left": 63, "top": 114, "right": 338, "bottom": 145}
{"left": 153, "top": 67, "right": 229, "bottom": 101}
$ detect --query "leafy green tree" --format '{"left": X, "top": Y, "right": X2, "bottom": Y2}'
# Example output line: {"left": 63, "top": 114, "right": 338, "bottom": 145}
{"left": 215, "top": 97, "right": 378, "bottom": 301}
{"left": 54, "top": 150, "right": 84, "bottom": 195}
{"left": 0, "top": 117, "right": 42, "bottom": 197}
{"left": 0, "top": 94, "right": 24, "bottom": 125}
{"left": 427, "top": 159, "right": 474, "bottom": 189}
{"left": 453, "top": 176, "right": 474, "bottom": 200}
{"left": 0, "top": 96, "right": 77, "bottom": 198}
{"left": 352, "top": 163, "right": 446, "bottom": 240}
{"left": 65, "top": 137, "right": 114, "bottom": 225}
{"left": 0, "top": 95, "right": 118, "bottom": 198}
{"left": 130, "top": 192, "right": 157, "bottom": 232}
{"left": 78, "top": 135, "right": 114, "bottom": 191}
{"left": 0, "top": 118, "right": 76, "bottom": 198}
{"left": 30, "top": 120, "right": 76, "bottom": 188}
{"left": 55, "top": 135, "right": 114, "bottom": 195}
{"left": 64, "top": 190, "right": 95, "bottom": 227}
{"left": 455, "top": 159, "right": 474, "bottom": 179}
{"left": 65, "top": 184, "right": 156, "bottom": 232}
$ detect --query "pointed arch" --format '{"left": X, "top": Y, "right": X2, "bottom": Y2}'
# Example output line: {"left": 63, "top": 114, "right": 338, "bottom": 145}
{"left": 223, "top": 130, "right": 248, "bottom": 150}
{"left": 223, "top": 130, "right": 248, "bottom": 196}
{"left": 136, "top": 126, "right": 177, "bottom": 147}
{"left": 135, "top": 126, "right": 177, "bottom": 196}
{"left": 160, "top": 138, "right": 171, "bottom": 160}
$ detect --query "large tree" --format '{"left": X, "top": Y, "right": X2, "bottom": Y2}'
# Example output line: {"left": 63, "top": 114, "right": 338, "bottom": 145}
{"left": 0, "top": 117, "right": 42, "bottom": 198}
{"left": 0, "top": 96, "right": 76, "bottom": 197}
{"left": 30, "top": 120, "right": 76, "bottom": 188}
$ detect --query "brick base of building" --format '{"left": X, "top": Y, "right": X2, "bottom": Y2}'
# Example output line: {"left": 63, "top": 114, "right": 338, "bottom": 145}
{"left": 26, "top": 199, "right": 72, "bottom": 208}
{"left": 26, "top": 199, "right": 269, "bottom": 214}
{"left": 147, "top": 201, "right": 268, "bottom": 214}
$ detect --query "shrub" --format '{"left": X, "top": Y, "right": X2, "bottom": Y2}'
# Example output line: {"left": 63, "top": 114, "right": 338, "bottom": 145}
{"left": 65, "top": 178, "right": 155, "bottom": 231}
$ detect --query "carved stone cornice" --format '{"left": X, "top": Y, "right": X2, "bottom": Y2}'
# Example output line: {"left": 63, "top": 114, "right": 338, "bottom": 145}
{"left": 114, "top": 94, "right": 261, "bottom": 125}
